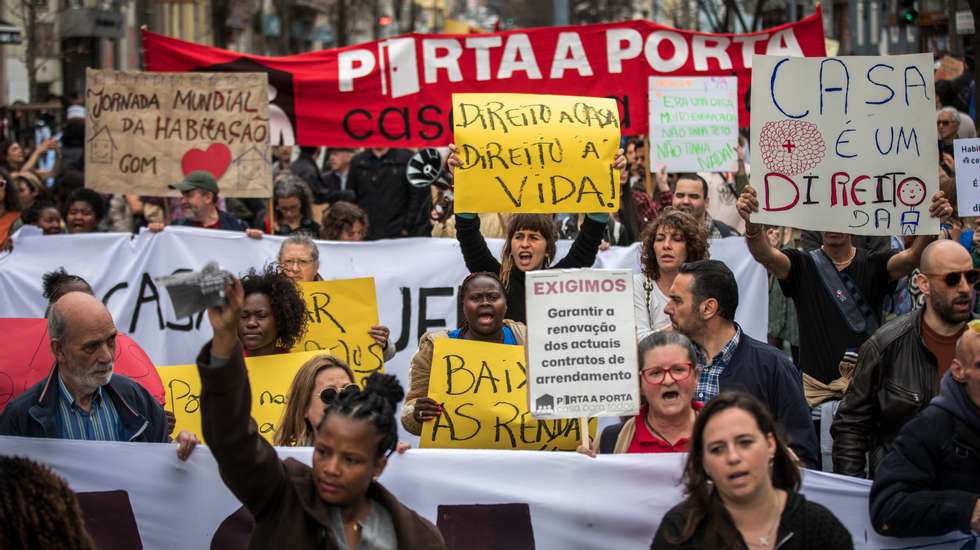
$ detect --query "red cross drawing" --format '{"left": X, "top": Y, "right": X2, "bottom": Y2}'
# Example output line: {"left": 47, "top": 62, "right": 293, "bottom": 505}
{"left": 782, "top": 140, "right": 796, "bottom": 153}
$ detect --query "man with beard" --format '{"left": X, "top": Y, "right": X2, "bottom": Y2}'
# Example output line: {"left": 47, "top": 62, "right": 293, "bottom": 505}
{"left": 664, "top": 259, "right": 818, "bottom": 466}
{"left": 832, "top": 240, "right": 975, "bottom": 478}
{"left": 0, "top": 292, "right": 169, "bottom": 443}
{"left": 672, "top": 173, "right": 739, "bottom": 238}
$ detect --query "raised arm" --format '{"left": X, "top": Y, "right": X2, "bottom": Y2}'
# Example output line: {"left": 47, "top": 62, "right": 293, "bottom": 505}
{"left": 736, "top": 184, "right": 791, "bottom": 279}
{"left": 197, "top": 278, "right": 288, "bottom": 518}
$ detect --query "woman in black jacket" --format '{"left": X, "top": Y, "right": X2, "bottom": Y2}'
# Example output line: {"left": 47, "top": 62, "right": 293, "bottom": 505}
{"left": 447, "top": 145, "right": 626, "bottom": 323}
{"left": 652, "top": 392, "right": 852, "bottom": 550}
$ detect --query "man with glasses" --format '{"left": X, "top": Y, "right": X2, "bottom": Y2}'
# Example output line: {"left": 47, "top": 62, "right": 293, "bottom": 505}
{"left": 938, "top": 107, "right": 961, "bottom": 156}
{"left": 833, "top": 240, "right": 975, "bottom": 478}
{"left": 664, "top": 259, "right": 818, "bottom": 466}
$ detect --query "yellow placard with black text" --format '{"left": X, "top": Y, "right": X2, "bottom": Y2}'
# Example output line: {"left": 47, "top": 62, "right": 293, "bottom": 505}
{"left": 452, "top": 92, "right": 621, "bottom": 214}
{"left": 294, "top": 278, "right": 383, "bottom": 385}
{"left": 419, "top": 338, "right": 595, "bottom": 450}
{"left": 158, "top": 349, "right": 328, "bottom": 444}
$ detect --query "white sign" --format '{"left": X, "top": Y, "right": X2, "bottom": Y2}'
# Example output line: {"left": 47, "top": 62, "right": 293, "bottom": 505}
{"left": 954, "top": 138, "right": 980, "bottom": 216}
{"left": 526, "top": 269, "right": 639, "bottom": 419}
{"left": 0, "top": 436, "right": 965, "bottom": 550}
{"left": 649, "top": 76, "right": 738, "bottom": 173}
{"left": 956, "top": 10, "right": 975, "bottom": 34}
{"left": 750, "top": 54, "right": 939, "bottom": 236}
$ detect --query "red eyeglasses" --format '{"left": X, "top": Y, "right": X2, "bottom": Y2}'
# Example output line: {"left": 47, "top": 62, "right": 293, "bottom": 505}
{"left": 640, "top": 362, "right": 695, "bottom": 385}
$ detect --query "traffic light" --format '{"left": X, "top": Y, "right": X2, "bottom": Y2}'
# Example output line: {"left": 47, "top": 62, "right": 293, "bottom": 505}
{"left": 898, "top": 0, "right": 918, "bottom": 26}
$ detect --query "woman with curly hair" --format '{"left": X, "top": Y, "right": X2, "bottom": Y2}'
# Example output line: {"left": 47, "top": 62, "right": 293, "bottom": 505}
{"left": 239, "top": 264, "right": 309, "bottom": 356}
{"left": 0, "top": 456, "right": 97, "bottom": 550}
{"left": 320, "top": 200, "right": 368, "bottom": 241}
{"left": 634, "top": 207, "right": 709, "bottom": 340}
{"left": 271, "top": 175, "right": 321, "bottom": 238}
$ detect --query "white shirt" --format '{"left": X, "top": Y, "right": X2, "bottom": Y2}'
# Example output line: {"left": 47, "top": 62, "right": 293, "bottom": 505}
{"left": 633, "top": 273, "right": 672, "bottom": 341}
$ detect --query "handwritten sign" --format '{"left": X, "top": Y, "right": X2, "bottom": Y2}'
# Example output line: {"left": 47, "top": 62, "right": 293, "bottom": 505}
{"left": 526, "top": 269, "right": 639, "bottom": 419}
{"left": 648, "top": 77, "right": 738, "bottom": 172}
{"left": 452, "top": 92, "right": 621, "bottom": 213}
{"left": 749, "top": 54, "right": 939, "bottom": 236}
{"left": 419, "top": 339, "right": 595, "bottom": 450}
{"left": 158, "top": 349, "right": 326, "bottom": 443}
{"left": 294, "top": 278, "right": 382, "bottom": 386}
{"left": 955, "top": 138, "right": 980, "bottom": 216}
{"left": 84, "top": 69, "right": 272, "bottom": 197}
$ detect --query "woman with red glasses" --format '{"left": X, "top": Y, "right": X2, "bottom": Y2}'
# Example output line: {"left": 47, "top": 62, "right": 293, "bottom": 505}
{"left": 579, "top": 330, "right": 701, "bottom": 455}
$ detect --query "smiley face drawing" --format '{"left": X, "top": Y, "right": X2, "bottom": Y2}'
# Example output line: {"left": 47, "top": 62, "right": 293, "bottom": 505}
{"left": 897, "top": 177, "right": 927, "bottom": 208}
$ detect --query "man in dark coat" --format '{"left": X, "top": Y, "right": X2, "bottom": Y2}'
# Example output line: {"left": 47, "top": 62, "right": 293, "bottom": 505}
{"left": 347, "top": 148, "right": 427, "bottom": 240}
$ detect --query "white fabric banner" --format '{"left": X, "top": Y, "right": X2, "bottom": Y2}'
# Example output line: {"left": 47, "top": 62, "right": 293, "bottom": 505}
{"left": 0, "top": 436, "right": 965, "bottom": 550}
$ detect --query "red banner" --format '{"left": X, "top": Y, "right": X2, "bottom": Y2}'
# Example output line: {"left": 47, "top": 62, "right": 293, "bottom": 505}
{"left": 143, "top": 11, "right": 825, "bottom": 147}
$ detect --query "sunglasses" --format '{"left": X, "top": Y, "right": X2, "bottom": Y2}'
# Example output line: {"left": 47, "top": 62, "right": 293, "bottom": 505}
{"left": 937, "top": 120, "right": 957, "bottom": 126}
{"left": 921, "top": 269, "right": 980, "bottom": 287}
{"left": 320, "top": 383, "right": 359, "bottom": 405}
{"left": 640, "top": 362, "right": 695, "bottom": 385}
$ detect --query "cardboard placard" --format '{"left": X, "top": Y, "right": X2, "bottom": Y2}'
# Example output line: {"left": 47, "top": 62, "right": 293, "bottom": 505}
{"left": 294, "top": 278, "right": 383, "bottom": 386}
{"left": 750, "top": 54, "right": 939, "bottom": 236}
{"left": 648, "top": 76, "right": 738, "bottom": 172}
{"left": 452, "top": 92, "right": 621, "bottom": 213}
{"left": 419, "top": 338, "right": 594, "bottom": 450}
{"left": 84, "top": 69, "right": 272, "bottom": 197}
{"left": 525, "top": 269, "right": 639, "bottom": 419}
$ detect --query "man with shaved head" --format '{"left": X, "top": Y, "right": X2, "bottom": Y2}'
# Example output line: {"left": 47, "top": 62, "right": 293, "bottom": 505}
{"left": 870, "top": 325, "right": 980, "bottom": 537}
{"left": 0, "top": 292, "right": 169, "bottom": 442}
{"left": 833, "top": 239, "right": 976, "bottom": 478}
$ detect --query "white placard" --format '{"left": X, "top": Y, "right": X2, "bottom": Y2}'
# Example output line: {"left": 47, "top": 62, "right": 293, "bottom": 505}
{"left": 648, "top": 76, "right": 738, "bottom": 172}
{"left": 526, "top": 269, "right": 639, "bottom": 419}
{"left": 954, "top": 138, "right": 980, "bottom": 216}
{"left": 750, "top": 54, "right": 939, "bottom": 236}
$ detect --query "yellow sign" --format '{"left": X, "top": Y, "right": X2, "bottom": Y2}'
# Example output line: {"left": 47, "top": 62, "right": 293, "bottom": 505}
{"left": 419, "top": 338, "right": 595, "bottom": 450}
{"left": 294, "top": 278, "right": 383, "bottom": 385}
{"left": 159, "top": 349, "right": 327, "bottom": 443}
{"left": 452, "top": 92, "right": 621, "bottom": 214}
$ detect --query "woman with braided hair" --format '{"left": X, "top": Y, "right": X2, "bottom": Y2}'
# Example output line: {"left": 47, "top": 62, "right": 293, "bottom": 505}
{"left": 401, "top": 272, "right": 526, "bottom": 435}
{"left": 0, "top": 456, "right": 97, "bottom": 550}
{"left": 239, "top": 264, "right": 308, "bottom": 357}
{"left": 197, "top": 277, "right": 446, "bottom": 549}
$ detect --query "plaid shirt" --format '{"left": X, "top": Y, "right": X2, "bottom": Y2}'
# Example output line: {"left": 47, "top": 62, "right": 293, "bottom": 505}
{"left": 56, "top": 375, "right": 122, "bottom": 441}
{"left": 694, "top": 325, "right": 742, "bottom": 404}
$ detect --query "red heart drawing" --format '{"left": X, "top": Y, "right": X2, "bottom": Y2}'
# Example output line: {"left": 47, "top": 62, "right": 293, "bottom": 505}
{"left": 181, "top": 143, "right": 232, "bottom": 180}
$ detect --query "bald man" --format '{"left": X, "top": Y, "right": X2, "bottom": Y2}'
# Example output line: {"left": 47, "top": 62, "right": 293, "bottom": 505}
{"left": 0, "top": 292, "right": 169, "bottom": 442}
{"left": 833, "top": 240, "right": 976, "bottom": 478}
{"left": 870, "top": 326, "right": 980, "bottom": 537}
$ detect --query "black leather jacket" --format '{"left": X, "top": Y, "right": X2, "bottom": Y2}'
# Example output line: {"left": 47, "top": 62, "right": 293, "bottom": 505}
{"left": 831, "top": 307, "right": 940, "bottom": 478}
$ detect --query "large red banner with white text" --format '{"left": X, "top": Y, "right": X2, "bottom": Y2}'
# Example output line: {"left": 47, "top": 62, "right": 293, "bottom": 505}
{"left": 142, "top": 10, "right": 825, "bottom": 147}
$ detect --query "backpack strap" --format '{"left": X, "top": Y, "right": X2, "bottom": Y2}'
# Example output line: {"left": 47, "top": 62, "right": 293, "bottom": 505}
{"left": 808, "top": 248, "right": 879, "bottom": 336}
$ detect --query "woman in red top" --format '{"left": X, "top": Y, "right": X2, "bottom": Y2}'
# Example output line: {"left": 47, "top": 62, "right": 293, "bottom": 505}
{"left": 579, "top": 331, "right": 701, "bottom": 455}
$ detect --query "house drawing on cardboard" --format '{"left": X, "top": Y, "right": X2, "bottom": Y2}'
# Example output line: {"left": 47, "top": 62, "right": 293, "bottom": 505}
{"left": 535, "top": 394, "right": 555, "bottom": 414}
{"left": 232, "top": 144, "right": 270, "bottom": 193}
{"left": 87, "top": 125, "right": 117, "bottom": 165}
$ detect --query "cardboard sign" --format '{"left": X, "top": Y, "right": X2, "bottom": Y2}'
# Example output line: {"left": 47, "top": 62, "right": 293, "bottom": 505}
{"left": 158, "top": 349, "right": 327, "bottom": 443}
{"left": 750, "top": 54, "right": 939, "bottom": 236}
{"left": 419, "top": 338, "right": 594, "bottom": 450}
{"left": 84, "top": 69, "right": 272, "bottom": 197}
{"left": 294, "top": 278, "right": 382, "bottom": 386}
{"left": 452, "top": 93, "right": 621, "bottom": 213}
{"left": 525, "top": 269, "right": 639, "bottom": 419}
{"left": 648, "top": 77, "right": 738, "bottom": 172}
{"left": 954, "top": 138, "right": 980, "bottom": 216}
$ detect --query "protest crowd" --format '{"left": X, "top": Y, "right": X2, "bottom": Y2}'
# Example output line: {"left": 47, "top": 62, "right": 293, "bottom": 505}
{"left": 2, "top": 9, "right": 980, "bottom": 550}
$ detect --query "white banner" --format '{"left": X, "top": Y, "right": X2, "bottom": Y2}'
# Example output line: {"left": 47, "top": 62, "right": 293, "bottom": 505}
{"left": 527, "top": 269, "right": 639, "bottom": 419}
{"left": 0, "top": 436, "right": 966, "bottom": 550}
{"left": 750, "top": 54, "right": 939, "bottom": 236}
{"left": 0, "top": 227, "right": 767, "bottom": 441}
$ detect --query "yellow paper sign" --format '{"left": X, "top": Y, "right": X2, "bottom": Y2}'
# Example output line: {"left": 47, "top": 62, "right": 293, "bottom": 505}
{"left": 294, "top": 278, "right": 383, "bottom": 385}
{"left": 420, "top": 338, "right": 595, "bottom": 451}
{"left": 452, "top": 92, "right": 621, "bottom": 214}
{"left": 158, "top": 349, "right": 327, "bottom": 443}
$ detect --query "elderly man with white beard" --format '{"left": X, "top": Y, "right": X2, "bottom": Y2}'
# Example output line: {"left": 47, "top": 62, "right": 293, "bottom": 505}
{"left": 0, "top": 292, "right": 172, "bottom": 445}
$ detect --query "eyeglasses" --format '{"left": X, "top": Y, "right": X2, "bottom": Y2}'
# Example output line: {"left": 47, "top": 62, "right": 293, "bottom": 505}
{"left": 320, "top": 383, "right": 359, "bottom": 405}
{"left": 937, "top": 120, "right": 957, "bottom": 126}
{"left": 921, "top": 269, "right": 980, "bottom": 287}
{"left": 640, "top": 362, "right": 695, "bottom": 385}
{"left": 280, "top": 258, "right": 314, "bottom": 269}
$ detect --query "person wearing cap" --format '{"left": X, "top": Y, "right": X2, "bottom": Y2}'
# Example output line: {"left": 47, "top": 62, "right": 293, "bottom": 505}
{"left": 149, "top": 171, "right": 251, "bottom": 233}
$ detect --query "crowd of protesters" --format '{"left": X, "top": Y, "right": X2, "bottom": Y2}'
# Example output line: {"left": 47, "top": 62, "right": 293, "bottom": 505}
{"left": 1, "top": 62, "right": 980, "bottom": 550}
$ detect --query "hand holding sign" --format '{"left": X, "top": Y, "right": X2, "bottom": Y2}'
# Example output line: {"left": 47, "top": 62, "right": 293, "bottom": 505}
{"left": 452, "top": 93, "right": 622, "bottom": 214}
